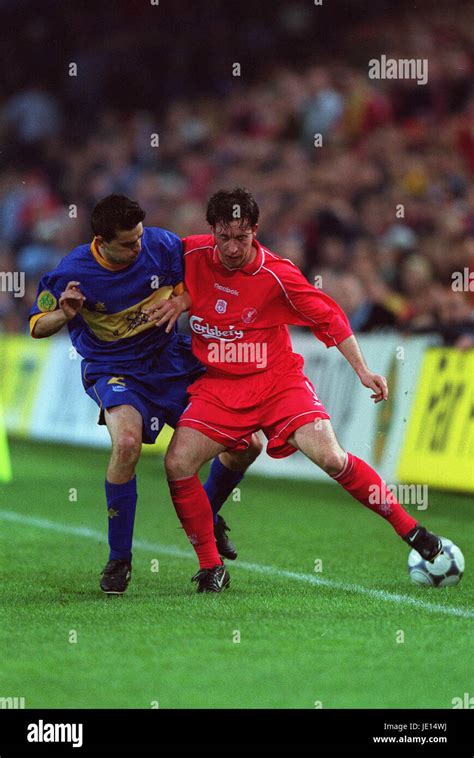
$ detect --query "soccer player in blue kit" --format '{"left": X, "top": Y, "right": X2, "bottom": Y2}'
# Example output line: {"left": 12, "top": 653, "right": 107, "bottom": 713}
{"left": 29, "top": 195, "right": 261, "bottom": 594}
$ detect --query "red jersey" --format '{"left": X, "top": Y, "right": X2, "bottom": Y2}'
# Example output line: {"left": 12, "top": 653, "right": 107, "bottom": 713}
{"left": 182, "top": 234, "right": 353, "bottom": 376}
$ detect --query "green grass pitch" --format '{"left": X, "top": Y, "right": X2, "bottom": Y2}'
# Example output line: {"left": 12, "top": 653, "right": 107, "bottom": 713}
{"left": 1, "top": 439, "right": 473, "bottom": 709}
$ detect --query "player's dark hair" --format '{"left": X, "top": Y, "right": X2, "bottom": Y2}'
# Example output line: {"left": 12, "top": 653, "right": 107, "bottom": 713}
{"left": 91, "top": 194, "right": 146, "bottom": 242}
{"left": 206, "top": 187, "right": 259, "bottom": 230}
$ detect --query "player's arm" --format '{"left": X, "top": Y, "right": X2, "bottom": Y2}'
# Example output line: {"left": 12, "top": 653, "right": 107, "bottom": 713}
{"left": 145, "top": 288, "right": 191, "bottom": 333}
{"left": 276, "top": 261, "right": 388, "bottom": 402}
{"left": 31, "top": 281, "right": 85, "bottom": 338}
{"left": 144, "top": 233, "right": 193, "bottom": 332}
{"left": 336, "top": 335, "right": 388, "bottom": 403}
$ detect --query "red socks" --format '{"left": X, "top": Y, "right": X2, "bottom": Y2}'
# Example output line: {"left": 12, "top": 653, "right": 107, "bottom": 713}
{"left": 168, "top": 475, "right": 222, "bottom": 569}
{"left": 332, "top": 453, "right": 417, "bottom": 538}
{"left": 169, "top": 454, "right": 416, "bottom": 571}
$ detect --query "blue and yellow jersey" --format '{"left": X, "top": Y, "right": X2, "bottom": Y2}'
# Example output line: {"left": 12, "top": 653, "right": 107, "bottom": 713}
{"left": 29, "top": 227, "right": 185, "bottom": 361}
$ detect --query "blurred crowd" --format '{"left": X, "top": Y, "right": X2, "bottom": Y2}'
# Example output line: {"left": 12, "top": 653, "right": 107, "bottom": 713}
{"left": 1, "top": 1, "right": 474, "bottom": 346}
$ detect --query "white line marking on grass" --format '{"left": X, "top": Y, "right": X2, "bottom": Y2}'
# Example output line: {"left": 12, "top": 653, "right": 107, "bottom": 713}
{"left": 1, "top": 509, "right": 472, "bottom": 619}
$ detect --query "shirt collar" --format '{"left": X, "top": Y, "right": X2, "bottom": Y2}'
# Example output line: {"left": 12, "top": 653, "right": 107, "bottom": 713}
{"left": 90, "top": 238, "right": 131, "bottom": 271}
{"left": 212, "top": 238, "right": 264, "bottom": 275}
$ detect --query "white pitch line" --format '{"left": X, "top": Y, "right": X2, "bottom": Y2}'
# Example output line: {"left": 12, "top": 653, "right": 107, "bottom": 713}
{"left": 1, "top": 509, "right": 472, "bottom": 620}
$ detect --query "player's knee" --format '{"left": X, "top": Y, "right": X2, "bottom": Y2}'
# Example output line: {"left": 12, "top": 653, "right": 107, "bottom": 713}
{"left": 113, "top": 431, "right": 142, "bottom": 466}
{"left": 164, "top": 447, "right": 194, "bottom": 480}
{"left": 316, "top": 449, "right": 345, "bottom": 476}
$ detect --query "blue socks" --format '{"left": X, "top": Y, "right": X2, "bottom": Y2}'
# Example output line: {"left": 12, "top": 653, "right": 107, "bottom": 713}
{"left": 105, "top": 477, "right": 137, "bottom": 561}
{"left": 203, "top": 457, "right": 245, "bottom": 523}
{"left": 104, "top": 459, "right": 243, "bottom": 560}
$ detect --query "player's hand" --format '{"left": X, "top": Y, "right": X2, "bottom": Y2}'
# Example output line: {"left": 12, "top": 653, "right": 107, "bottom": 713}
{"left": 59, "top": 281, "right": 86, "bottom": 321}
{"left": 145, "top": 294, "right": 189, "bottom": 334}
{"left": 358, "top": 369, "right": 388, "bottom": 403}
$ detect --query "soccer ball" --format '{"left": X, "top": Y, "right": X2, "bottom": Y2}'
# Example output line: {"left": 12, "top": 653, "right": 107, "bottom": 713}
{"left": 408, "top": 537, "right": 464, "bottom": 587}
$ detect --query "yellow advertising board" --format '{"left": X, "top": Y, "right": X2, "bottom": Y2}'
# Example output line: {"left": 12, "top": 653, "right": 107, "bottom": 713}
{"left": 0, "top": 396, "right": 12, "bottom": 482}
{"left": 0, "top": 333, "right": 172, "bottom": 454}
{"left": 141, "top": 423, "right": 173, "bottom": 455}
{"left": 0, "top": 335, "right": 50, "bottom": 436}
{"left": 397, "top": 348, "right": 474, "bottom": 492}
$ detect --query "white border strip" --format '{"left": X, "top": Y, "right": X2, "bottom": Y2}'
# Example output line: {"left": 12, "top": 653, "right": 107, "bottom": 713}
{"left": 1, "top": 509, "right": 472, "bottom": 619}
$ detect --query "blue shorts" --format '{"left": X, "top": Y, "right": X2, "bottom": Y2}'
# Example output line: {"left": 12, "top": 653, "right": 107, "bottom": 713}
{"left": 81, "top": 334, "right": 205, "bottom": 444}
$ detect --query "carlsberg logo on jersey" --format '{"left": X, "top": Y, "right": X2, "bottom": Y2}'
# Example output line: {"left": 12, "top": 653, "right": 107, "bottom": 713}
{"left": 27, "top": 720, "right": 83, "bottom": 748}
{"left": 189, "top": 315, "right": 244, "bottom": 342}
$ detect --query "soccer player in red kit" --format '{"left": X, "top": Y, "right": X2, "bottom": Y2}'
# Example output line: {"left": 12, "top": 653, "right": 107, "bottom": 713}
{"left": 149, "top": 188, "right": 443, "bottom": 593}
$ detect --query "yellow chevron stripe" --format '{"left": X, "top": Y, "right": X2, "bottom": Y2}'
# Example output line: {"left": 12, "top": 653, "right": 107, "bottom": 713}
{"left": 80, "top": 285, "right": 173, "bottom": 342}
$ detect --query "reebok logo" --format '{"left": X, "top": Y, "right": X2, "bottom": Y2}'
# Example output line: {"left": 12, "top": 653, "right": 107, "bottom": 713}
{"left": 27, "top": 720, "right": 83, "bottom": 748}
{"left": 214, "top": 282, "right": 239, "bottom": 296}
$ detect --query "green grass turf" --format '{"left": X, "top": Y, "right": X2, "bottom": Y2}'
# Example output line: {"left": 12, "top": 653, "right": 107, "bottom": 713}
{"left": 1, "top": 438, "right": 473, "bottom": 709}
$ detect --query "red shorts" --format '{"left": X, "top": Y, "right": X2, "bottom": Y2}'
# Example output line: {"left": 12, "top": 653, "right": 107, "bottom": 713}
{"left": 178, "top": 354, "right": 330, "bottom": 458}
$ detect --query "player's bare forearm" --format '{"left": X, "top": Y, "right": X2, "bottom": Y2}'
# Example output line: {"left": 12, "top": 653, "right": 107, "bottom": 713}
{"left": 32, "top": 281, "right": 85, "bottom": 338}
{"left": 31, "top": 310, "right": 70, "bottom": 338}
{"left": 145, "top": 291, "right": 191, "bottom": 333}
{"left": 336, "top": 335, "right": 368, "bottom": 376}
{"left": 336, "top": 335, "right": 388, "bottom": 403}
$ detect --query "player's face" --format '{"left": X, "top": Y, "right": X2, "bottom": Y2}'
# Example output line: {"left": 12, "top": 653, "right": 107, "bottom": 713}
{"left": 98, "top": 223, "right": 144, "bottom": 265}
{"left": 213, "top": 221, "right": 258, "bottom": 269}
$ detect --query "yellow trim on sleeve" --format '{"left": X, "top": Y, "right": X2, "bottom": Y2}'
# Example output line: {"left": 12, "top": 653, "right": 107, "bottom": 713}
{"left": 29, "top": 312, "right": 49, "bottom": 338}
{"left": 173, "top": 282, "right": 185, "bottom": 296}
